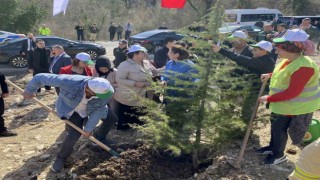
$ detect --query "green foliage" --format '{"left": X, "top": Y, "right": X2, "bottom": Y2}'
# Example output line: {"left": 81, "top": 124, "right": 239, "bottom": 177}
{"left": 292, "top": 0, "right": 309, "bottom": 15}
{"left": 0, "top": 0, "right": 46, "bottom": 33}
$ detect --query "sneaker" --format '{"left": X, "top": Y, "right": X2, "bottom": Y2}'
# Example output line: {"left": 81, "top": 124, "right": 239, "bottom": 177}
{"left": 51, "top": 157, "right": 66, "bottom": 172}
{"left": 0, "top": 130, "right": 17, "bottom": 137}
{"left": 256, "top": 146, "right": 272, "bottom": 155}
{"left": 264, "top": 154, "right": 286, "bottom": 165}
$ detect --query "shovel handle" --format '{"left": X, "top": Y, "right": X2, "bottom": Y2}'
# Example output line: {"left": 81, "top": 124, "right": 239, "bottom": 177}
{"left": 5, "top": 79, "right": 119, "bottom": 157}
{"left": 234, "top": 79, "right": 268, "bottom": 168}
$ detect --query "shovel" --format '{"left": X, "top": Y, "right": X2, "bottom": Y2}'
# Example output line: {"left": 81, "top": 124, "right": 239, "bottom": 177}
{"left": 5, "top": 80, "right": 120, "bottom": 157}
{"left": 230, "top": 79, "right": 268, "bottom": 169}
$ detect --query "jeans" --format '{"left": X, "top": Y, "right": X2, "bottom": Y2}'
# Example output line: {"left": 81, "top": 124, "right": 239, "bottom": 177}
{"left": 125, "top": 31, "right": 131, "bottom": 40}
{"left": 117, "top": 32, "right": 122, "bottom": 40}
{"left": 0, "top": 97, "right": 6, "bottom": 132}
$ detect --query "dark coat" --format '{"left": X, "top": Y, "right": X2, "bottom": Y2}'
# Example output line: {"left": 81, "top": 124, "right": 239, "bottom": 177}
{"left": 219, "top": 48, "right": 275, "bottom": 77}
{"left": 49, "top": 53, "right": 72, "bottom": 74}
{"left": 154, "top": 46, "right": 169, "bottom": 68}
{"left": 0, "top": 72, "right": 8, "bottom": 94}
{"left": 113, "top": 47, "right": 128, "bottom": 68}
{"left": 28, "top": 47, "right": 51, "bottom": 73}
{"left": 21, "top": 38, "right": 36, "bottom": 54}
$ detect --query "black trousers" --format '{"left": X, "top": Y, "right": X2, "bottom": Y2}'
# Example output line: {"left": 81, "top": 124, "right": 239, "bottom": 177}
{"left": 77, "top": 32, "right": 84, "bottom": 41}
{"left": 268, "top": 112, "right": 313, "bottom": 157}
{"left": 113, "top": 100, "right": 144, "bottom": 130}
{"left": 117, "top": 32, "right": 122, "bottom": 40}
{"left": 0, "top": 97, "right": 6, "bottom": 132}
{"left": 125, "top": 30, "right": 131, "bottom": 40}
{"left": 110, "top": 32, "right": 116, "bottom": 41}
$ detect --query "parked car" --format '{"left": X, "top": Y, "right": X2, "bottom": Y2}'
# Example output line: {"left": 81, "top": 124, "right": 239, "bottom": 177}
{"left": 218, "top": 25, "right": 262, "bottom": 40}
{"left": 0, "top": 31, "right": 26, "bottom": 43}
{"left": 129, "top": 29, "right": 185, "bottom": 53}
{"left": 278, "top": 16, "right": 320, "bottom": 27}
{"left": 0, "top": 36, "right": 106, "bottom": 68}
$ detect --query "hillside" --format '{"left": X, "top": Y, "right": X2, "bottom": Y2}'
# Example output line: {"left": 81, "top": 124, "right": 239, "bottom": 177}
{"left": 30, "top": 0, "right": 320, "bottom": 40}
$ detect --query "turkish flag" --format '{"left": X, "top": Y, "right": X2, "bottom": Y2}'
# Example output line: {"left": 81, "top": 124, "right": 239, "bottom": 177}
{"left": 161, "top": 0, "right": 186, "bottom": 8}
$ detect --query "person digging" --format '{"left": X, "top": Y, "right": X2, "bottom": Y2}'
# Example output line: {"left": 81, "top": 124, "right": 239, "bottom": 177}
{"left": 22, "top": 73, "right": 115, "bottom": 172}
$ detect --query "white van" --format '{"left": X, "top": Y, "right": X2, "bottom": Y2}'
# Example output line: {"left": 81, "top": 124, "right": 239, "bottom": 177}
{"left": 224, "top": 8, "right": 283, "bottom": 25}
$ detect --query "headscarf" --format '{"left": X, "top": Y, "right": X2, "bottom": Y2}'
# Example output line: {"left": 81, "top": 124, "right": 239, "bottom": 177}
{"left": 274, "top": 40, "right": 315, "bottom": 56}
{"left": 95, "top": 55, "right": 113, "bottom": 77}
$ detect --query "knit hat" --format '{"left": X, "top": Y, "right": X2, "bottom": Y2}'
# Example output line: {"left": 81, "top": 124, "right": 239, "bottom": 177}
{"left": 95, "top": 55, "right": 112, "bottom": 76}
{"left": 75, "top": 52, "right": 94, "bottom": 65}
{"left": 87, "top": 78, "right": 114, "bottom": 99}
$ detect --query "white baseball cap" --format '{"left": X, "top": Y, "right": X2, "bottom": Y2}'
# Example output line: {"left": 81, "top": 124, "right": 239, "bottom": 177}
{"left": 273, "top": 29, "right": 309, "bottom": 43}
{"left": 75, "top": 52, "right": 94, "bottom": 65}
{"left": 228, "top": 30, "right": 248, "bottom": 39}
{"left": 250, "top": 40, "right": 273, "bottom": 52}
{"left": 87, "top": 78, "right": 114, "bottom": 99}
{"left": 128, "top": 44, "right": 147, "bottom": 53}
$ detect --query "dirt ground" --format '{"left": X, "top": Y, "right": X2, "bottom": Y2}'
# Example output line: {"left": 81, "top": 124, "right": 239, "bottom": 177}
{"left": 0, "top": 42, "right": 320, "bottom": 180}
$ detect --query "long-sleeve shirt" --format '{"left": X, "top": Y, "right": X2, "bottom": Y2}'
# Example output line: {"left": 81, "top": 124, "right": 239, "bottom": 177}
{"left": 267, "top": 60, "right": 314, "bottom": 102}
{"left": 161, "top": 59, "right": 198, "bottom": 97}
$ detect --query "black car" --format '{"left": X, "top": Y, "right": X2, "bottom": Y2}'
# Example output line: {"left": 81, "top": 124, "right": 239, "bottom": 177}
{"left": 218, "top": 25, "right": 262, "bottom": 40}
{"left": 129, "top": 29, "right": 184, "bottom": 53}
{"left": 0, "top": 36, "right": 106, "bottom": 68}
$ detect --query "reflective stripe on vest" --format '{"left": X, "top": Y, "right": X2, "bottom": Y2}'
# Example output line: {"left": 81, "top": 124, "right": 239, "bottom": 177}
{"left": 287, "top": 91, "right": 320, "bottom": 102}
{"left": 270, "top": 84, "right": 320, "bottom": 94}
{"left": 293, "top": 166, "right": 320, "bottom": 180}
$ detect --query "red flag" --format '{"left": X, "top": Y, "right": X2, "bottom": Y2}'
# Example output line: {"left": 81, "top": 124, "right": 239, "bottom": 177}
{"left": 161, "top": 0, "right": 186, "bottom": 8}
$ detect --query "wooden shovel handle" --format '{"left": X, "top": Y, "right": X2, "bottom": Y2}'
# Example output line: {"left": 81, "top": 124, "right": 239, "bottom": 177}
{"left": 5, "top": 79, "right": 119, "bottom": 157}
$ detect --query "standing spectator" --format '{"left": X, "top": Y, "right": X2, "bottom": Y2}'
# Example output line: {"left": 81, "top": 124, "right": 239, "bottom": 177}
{"left": 159, "top": 22, "right": 168, "bottom": 29}
{"left": 254, "top": 19, "right": 264, "bottom": 29}
{"left": 314, "top": 20, "right": 320, "bottom": 50}
{"left": 258, "top": 29, "right": 319, "bottom": 165}
{"left": 0, "top": 72, "right": 16, "bottom": 137}
{"left": 75, "top": 22, "right": 85, "bottom": 41}
{"left": 108, "top": 23, "right": 117, "bottom": 41}
{"left": 271, "top": 18, "right": 279, "bottom": 31}
{"left": 113, "top": 44, "right": 159, "bottom": 130}
{"left": 28, "top": 39, "right": 51, "bottom": 92}
{"left": 287, "top": 17, "right": 296, "bottom": 28}
{"left": 113, "top": 40, "right": 128, "bottom": 68}
{"left": 116, "top": 24, "right": 124, "bottom": 40}
{"left": 153, "top": 38, "right": 176, "bottom": 68}
{"left": 124, "top": 21, "right": 134, "bottom": 40}
{"left": 256, "top": 23, "right": 276, "bottom": 42}
{"left": 59, "top": 52, "right": 93, "bottom": 76}
{"left": 39, "top": 24, "right": 51, "bottom": 36}
{"left": 49, "top": 45, "right": 72, "bottom": 94}
{"left": 300, "top": 18, "right": 318, "bottom": 41}
{"left": 227, "top": 31, "right": 253, "bottom": 57}
{"left": 274, "top": 23, "right": 288, "bottom": 38}
{"left": 21, "top": 33, "right": 36, "bottom": 65}
{"left": 89, "top": 23, "right": 99, "bottom": 42}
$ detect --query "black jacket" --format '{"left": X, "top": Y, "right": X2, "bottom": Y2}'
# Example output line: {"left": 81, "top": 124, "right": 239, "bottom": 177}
{"left": 21, "top": 38, "right": 36, "bottom": 54}
{"left": 154, "top": 46, "right": 169, "bottom": 68}
{"left": 49, "top": 53, "right": 72, "bottom": 74}
{"left": 219, "top": 48, "right": 275, "bottom": 76}
{"left": 28, "top": 47, "right": 51, "bottom": 73}
{"left": 113, "top": 47, "right": 128, "bottom": 68}
{"left": 0, "top": 72, "right": 8, "bottom": 94}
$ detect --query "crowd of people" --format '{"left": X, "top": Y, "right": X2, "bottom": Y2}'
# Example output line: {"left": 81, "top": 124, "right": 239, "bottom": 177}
{"left": 0, "top": 16, "right": 319, "bottom": 178}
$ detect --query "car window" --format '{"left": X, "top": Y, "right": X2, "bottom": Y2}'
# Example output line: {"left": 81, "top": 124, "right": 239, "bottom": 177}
{"left": 6, "top": 40, "right": 22, "bottom": 48}
{"left": 43, "top": 38, "right": 70, "bottom": 46}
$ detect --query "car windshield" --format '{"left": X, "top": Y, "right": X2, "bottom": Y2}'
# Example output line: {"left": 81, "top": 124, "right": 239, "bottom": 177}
{"left": 218, "top": 26, "right": 240, "bottom": 33}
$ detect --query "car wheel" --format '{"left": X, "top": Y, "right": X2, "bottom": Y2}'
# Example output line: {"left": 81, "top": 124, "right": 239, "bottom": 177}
{"left": 10, "top": 55, "right": 27, "bottom": 68}
{"left": 85, "top": 50, "right": 98, "bottom": 60}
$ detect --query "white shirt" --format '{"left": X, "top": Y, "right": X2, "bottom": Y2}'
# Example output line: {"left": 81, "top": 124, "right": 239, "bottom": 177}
{"left": 67, "top": 88, "right": 97, "bottom": 118}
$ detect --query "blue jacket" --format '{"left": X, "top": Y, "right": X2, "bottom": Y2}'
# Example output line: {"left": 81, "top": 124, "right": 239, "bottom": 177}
{"left": 24, "top": 73, "right": 110, "bottom": 132}
{"left": 161, "top": 60, "right": 198, "bottom": 97}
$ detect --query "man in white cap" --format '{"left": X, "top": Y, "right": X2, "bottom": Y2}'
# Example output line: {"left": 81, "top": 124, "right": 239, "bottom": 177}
{"left": 22, "top": 73, "right": 114, "bottom": 172}
{"left": 227, "top": 30, "right": 253, "bottom": 57}
{"left": 212, "top": 40, "right": 276, "bottom": 121}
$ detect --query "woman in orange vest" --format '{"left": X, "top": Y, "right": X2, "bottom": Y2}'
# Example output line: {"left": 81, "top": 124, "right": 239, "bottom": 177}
{"left": 258, "top": 29, "right": 319, "bottom": 165}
